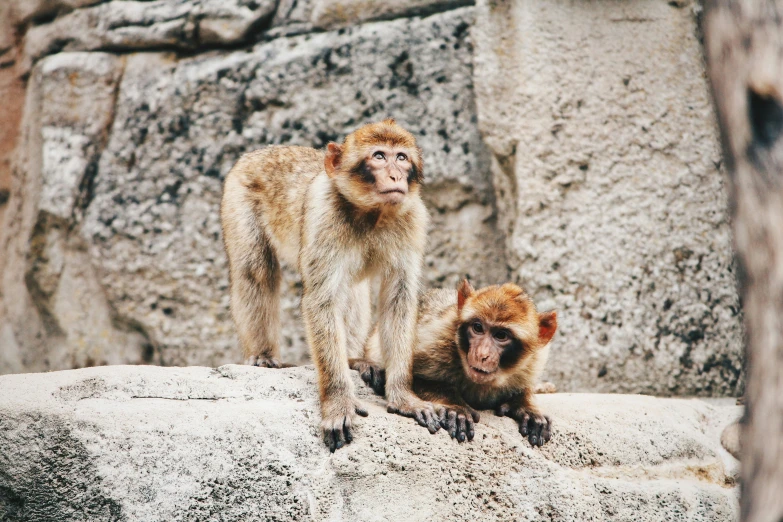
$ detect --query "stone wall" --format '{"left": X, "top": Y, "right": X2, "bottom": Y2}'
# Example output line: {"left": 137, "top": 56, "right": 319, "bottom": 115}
{"left": 0, "top": 0, "right": 744, "bottom": 395}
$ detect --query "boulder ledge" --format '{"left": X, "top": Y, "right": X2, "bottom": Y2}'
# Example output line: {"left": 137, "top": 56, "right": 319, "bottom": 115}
{"left": 0, "top": 365, "right": 740, "bottom": 521}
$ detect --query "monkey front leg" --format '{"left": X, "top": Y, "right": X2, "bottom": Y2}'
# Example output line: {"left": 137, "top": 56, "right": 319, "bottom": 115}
{"left": 379, "top": 269, "right": 441, "bottom": 434}
{"left": 495, "top": 390, "right": 552, "bottom": 447}
{"left": 301, "top": 288, "right": 368, "bottom": 453}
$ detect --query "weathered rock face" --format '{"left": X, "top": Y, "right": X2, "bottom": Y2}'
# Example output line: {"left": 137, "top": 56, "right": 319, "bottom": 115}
{"left": 0, "top": 0, "right": 743, "bottom": 395}
{"left": 472, "top": 0, "right": 743, "bottom": 395}
{"left": 0, "top": 365, "right": 741, "bottom": 521}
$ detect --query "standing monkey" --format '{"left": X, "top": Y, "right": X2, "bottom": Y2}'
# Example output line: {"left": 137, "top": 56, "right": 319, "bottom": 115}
{"left": 221, "top": 120, "right": 440, "bottom": 451}
{"left": 357, "top": 279, "right": 558, "bottom": 446}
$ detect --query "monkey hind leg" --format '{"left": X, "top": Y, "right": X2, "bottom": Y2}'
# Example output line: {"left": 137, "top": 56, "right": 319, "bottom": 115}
{"left": 223, "top": 203, "right": 284, "bottom": 367}
{"left": 349, "top": 358, "right": 386, "bottom": 396}
{"left": 231, "top": 251, "right": 285, "bottom": 367}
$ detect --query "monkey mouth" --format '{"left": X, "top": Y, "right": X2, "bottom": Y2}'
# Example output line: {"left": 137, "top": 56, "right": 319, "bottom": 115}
{"left": 467, "top": 364, "right": 496, "bottom": 383}
{"left": 378, "top": 188, "right": 407, "bottom": 204}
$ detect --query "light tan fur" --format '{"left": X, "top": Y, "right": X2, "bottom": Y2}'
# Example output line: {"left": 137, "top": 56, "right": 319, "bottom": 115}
{"left": 221, "top": 120, "right": 438, "bottom": 451}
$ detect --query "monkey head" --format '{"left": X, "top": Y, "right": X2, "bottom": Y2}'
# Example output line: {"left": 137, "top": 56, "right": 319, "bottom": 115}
{"left": 324, "top": 119, "right": 424, "bottom": 210}
{"left": 455, "top": 279, "right": 557, "bottom": 386}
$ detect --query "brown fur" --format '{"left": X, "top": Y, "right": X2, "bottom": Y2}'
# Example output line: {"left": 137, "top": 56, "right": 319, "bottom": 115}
{"left": 360, "top": 280, "right": 558, "bottom": 446}
{"left": 220, "top": 120, "right": 439, "bottom": 451}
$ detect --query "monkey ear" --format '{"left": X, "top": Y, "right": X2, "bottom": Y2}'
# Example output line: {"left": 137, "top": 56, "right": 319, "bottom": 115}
{"left": 538, "top": 311, "right": 557, "bottom": 344}
{"left": 457, "top": 278, "right": 475, "bottom": 311}
{"left": 325, "top": 143, "right": 342, "bottom": 177}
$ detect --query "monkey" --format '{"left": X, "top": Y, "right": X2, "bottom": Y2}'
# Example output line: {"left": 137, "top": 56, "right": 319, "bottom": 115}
{"left": 352, "top": 279, "right": 557, "bottom": 447}
{"left": 220, "top": 119, "right": 441, "bottom": 452}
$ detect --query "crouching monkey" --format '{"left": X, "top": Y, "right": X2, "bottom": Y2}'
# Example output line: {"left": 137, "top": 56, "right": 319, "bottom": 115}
{"left": 353, "top": 279, "right": 558, "bottom": 447}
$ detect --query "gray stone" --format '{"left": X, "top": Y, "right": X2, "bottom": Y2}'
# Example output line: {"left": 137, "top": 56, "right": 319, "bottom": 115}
{"left": 1, "top": 0, "right": 744, "bottom": 398}
{"left": 22, "top": 0, "right": 278, "bottom": 70}
{"left": 0, "top": 365, "right": 740, "bottom": 521}
{"left": 0, "top": 52, "right": 155, "bottom": 374}
{"left": 472, "top": 0, "right": 743, "bottom": 395}
{"left": 77, "top": 7, "right": 505, "bottom": 368}
{"left": 7, "top": 0, "right": 104, "bottom": 26}
{"left": 269, "top": 0, "right": 474, "bottom": 37}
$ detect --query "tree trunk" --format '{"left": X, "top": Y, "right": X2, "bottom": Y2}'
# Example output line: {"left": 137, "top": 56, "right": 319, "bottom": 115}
{"left": 704, "top": 2, "right": 783, "bottom": 521}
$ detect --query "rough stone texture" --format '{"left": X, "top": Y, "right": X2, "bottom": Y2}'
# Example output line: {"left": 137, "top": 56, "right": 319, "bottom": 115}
{"left": 1, "top": 8, "right": 506, "bottom": 370}
{"left": 0, "top": 365, "right": 741, "bottom": 521}
{"left": 472, "top": 0, "right": 743, "bottom": 395}
{"left": 0, "top": 53, "right": 155, "bottom": 375}
{"left": 21, "top": 0, "right": 278, "bottom": 70}
{"left": 76, "top": 8, "right": 503, "bottom": 367}
{"left": 0, "top": 0, "right": 744, "bottom": 396}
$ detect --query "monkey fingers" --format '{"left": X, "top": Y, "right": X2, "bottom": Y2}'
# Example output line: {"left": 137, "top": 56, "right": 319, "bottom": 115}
{"left": 321, "top": 403, "right": 368, "bottom": 453}
{"left": 440, "top": 409, "right": 476, "bottom": 442}
{"left": 387, "top": 399, "right": 441, "bottom": 434}
{"left": 348, "top": 359, "right": 386, "bottom": 396}
{"left": 519, "top": 414, "right": 552, "bottom": 447}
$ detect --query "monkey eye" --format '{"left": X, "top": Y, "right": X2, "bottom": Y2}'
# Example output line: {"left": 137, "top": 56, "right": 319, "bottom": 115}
{"left": 493, "top": 330, "right": 509, "bottom": 342}
{"left": 373, "top": 151, "right": 385, "bottom": 160}
{"left": 396, "top": 153, "right": 408, "bottom": 161}
{"left": 471, "top": 321, "right": 484, "bottom": 334}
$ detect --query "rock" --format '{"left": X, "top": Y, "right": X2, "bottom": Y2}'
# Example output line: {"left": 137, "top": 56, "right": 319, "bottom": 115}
{"left": 0, "top": 365, "right": 740, "bottom": 520}
{"left": 22, "top": 0, "right": 278, "bottom": 70}
{"left": 269, "top": 0, "right": 474, "bottom": 36}
{"left": 0, "top": 0, "right": 744, "bottom": 397}
{"left": 75, "top": 7, "right": 504, "bottom": 368}
{"left": 472, "top": 0, "right": 743, "bottom": 395}
{"left": 0, "top": 52, "right": 154, "bottom": 374}
{"left": 720, "top": 420, "right": 741, "bottom": 460}
{"left": 309, "top": 0, "right": 474, "bottom": 30}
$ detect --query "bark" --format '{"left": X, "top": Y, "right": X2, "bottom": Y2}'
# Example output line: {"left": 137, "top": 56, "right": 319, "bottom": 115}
{"left": 704, "top": 2, "right": 783, "bottom": 522}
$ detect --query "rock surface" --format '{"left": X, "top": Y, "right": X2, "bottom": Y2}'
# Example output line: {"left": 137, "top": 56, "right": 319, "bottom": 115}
{"left": 472, "top": 0, "right": 743, "bottom": 395}
{"left": 0, "top": 0, "right": 744, "bottom": 395}
{"left": 0, "top": 365, "right": 740, "bottom": 521}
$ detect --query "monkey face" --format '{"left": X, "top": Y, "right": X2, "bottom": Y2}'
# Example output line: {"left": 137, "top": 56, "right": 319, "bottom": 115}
{"left": 324, "top": 119, "right": 424, "bottom": 211}
{"left": 456, "top": 280, "right": 558, "bottom": 385}
{"left": 458, "top": 319, "right": 515, "bottom": 384}
{"left": 362, "top": 146, "right": 414, "bottom": 205}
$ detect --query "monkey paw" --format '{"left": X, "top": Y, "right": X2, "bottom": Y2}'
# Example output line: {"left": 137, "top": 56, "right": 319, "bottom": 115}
{"left": 517, "top": 411, "right": 551, "bottom": 447}
{"left": 495, "top": 404, "right": 552, "bottom": 447}
{"left": 387, "top": 396, "right": 441, "bottom": 434}
{"left": 348, "top": 359, "right": 386, "bottom": 396}
{"left": 435, "top": 405, "right": 479, "bottom": 442}
{"left": 244, "top": 355, "right": 295, "bottom": 368}
{"left": 321, "top": 400, "right": 369, "bottom": 453}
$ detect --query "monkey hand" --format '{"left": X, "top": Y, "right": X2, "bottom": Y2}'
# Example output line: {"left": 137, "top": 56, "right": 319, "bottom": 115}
{"left": 387, "top": 395, "right": 441, "bottom": 434}
{"left": 495, "top": 403, "right": 552, "bottom": 447}
{"left": 348, "top": 359, "right": 386, "bottom": 396}
{"left": 321, "top": 397, "right": 369, "bottom": 453}
{"left": 435, "top": 405, "right": 479, "bottom": 442}
{"left": 244, "top": 355, "right": 295, "bottom": 368}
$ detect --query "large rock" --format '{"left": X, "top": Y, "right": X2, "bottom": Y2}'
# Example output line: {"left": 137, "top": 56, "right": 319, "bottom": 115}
{"left": 76, "top": 7, "right": 504, "bottom": 368}
{"left": 1, "top": 0, "right": 744, "bottom": 397}
{"left": 0, "top": 52, "right": 154, "bottom": 375}
{"left": 21, "top": 0, "right": 278, "bottom": 70}
{"left": 472, "top": 0, "right": 743, "bottom": 395}
{"left": 0, "top": 365, "right": 740, "bottom": 521}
